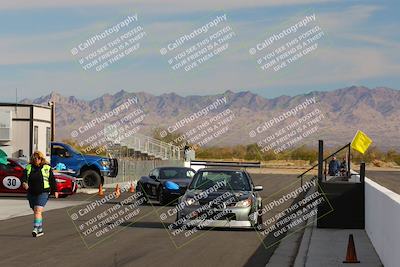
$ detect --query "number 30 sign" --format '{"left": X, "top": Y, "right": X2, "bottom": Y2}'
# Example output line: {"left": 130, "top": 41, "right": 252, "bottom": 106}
{"left": 3, "top": 176, "right": 21, "bottom": 190}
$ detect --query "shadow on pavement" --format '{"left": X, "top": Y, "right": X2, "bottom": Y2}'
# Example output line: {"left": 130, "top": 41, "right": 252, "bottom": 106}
{"left": 120, "top": 221, "right": 166, "bottom": 229}
{"left": 244, "top": 189, "right": 311, "bottom": 267}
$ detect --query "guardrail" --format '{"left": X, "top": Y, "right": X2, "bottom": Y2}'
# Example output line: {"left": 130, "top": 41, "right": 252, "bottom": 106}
{"left": 187, "top": 160, "right": 261, "bottom": 171}
{"left": 297, "top": 142, "right": 351, "bottom": 186}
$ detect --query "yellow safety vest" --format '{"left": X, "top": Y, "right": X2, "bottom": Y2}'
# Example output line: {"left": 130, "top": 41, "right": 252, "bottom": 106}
{"left": 26, "top": 164, "right": 51, "bottom": 189}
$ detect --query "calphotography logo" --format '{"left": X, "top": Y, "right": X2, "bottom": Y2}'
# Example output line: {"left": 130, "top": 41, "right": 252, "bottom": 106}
{"left": 249, "top": 96, "right": 326, "bottom": 155}
{"left": 68, "top": 185, "right": 148, "bottom": 248}
{"left": 249, "top": 11, "right": 328, "bottom": 78}
{"left": 160, "top": 13, "right": 237, "bottom": 72}
{"left": 67, "top": 96, "right": 147, "bottom": 156}
{"left": 71, "top": 14, "right": 147, "bottom": 72}
{"left": 156, "top": 96, "right": 237, "bottom": 150}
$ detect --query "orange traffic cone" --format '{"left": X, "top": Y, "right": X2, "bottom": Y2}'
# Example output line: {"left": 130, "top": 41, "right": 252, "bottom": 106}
{"left": 343, "top": 234, "right": 360, "bottom": 263}
{"left": 98, "top": 183, "right": 104, "bottom": 196}
{"left": 129, "top": 182, "right": 135, "bottom": 193}
{"left": 115, "top": 184, "right": 121, "bottom": 198}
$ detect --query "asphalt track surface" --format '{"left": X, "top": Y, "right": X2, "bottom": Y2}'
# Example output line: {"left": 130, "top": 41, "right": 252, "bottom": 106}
{"left": 0, "top": 174, "right": 304, "bottom": 267}
{"left": 1, "top": 171, "right": 397, "bottom": 267}
{"left": 366, "top": 170, "right": 400, "bottom": 194}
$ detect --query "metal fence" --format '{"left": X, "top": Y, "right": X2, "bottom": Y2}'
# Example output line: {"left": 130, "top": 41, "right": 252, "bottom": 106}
{"left": 106, "top": 132, "right": 181, "bottom": 160}
{"left": 121, "top": 134, "right": 181, "bottom": 160}
{"left": 104, "top": 159, "right": 184, "bottom": 184}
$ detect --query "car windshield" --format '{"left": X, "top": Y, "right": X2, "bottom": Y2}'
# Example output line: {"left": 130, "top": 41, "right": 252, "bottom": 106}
{"left": 189, "top": 170, "right": 251, "bottom": 191}
{"left": 64, "top": 144, "right": 80, "bottom": 154}
{"left": 15, "top": 159, "right": 28, "bottom": 168}
{"left": 159, "top": 168, "right": 195, "bottom": 179}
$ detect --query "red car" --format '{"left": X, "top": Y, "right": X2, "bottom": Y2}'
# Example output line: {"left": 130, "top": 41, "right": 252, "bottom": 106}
{"left": 0, "top": 158, "right": 77, "bottom": 198}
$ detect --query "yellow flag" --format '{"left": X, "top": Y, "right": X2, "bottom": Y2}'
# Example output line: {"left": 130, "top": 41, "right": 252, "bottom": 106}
{"left": 351, "top": 130, "right": 372, "bottom": 154}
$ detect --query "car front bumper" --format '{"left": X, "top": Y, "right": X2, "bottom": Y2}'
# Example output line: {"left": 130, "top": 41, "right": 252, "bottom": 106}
{"left": 178, "top": 205, "right": 257, "bottom": 229}
{"left": 184, "top": 219, "right": 253, "bottom": 228}
{"left": 56, "top": 180, "right": 77, "bottom": 195}
{"left": 100, "top": 170, "right": 111, "bottom": 177}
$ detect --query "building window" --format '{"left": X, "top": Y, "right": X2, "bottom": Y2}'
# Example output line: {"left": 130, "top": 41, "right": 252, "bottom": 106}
{"left": 0, "top": 111, "right": 12, "bottom": 141}
{"left": 34, "top": 126, "right": 38, "bottom": 151}
{"left": 46, "top": 127, "right": 51, "bottom": 156}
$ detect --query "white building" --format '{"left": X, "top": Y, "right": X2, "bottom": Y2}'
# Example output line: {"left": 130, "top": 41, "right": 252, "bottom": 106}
{"left": 0, "top": 103, "right": 54, "bottom": 160}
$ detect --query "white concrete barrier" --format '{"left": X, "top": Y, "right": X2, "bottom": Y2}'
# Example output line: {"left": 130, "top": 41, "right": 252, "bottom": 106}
{"left": 184, "top": 161, "right": 205, "bottom": 172}
{"left": 365, "top": 177, "right": 400, "bottom": 267}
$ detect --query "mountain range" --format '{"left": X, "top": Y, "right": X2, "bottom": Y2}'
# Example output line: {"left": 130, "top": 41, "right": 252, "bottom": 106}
{"left": 21, "top": 86, "right": 400, "bottom": 151}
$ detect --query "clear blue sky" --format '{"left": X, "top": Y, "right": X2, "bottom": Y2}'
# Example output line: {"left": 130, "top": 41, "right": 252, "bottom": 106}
{"left": 0, "top": 0, "right": 399, "bottom": 101}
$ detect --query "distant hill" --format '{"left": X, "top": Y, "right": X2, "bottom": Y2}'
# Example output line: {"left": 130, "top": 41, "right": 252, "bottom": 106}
{"left": 21, "top": 86, "right": 400, "bottom": 150}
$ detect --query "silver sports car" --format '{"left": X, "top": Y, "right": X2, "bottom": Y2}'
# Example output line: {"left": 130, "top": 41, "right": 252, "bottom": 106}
{"left": 174, "top": 169, "right": 263, "bottom": 229}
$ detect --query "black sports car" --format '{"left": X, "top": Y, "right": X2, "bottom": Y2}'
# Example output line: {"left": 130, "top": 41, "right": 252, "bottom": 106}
{"left": 137, "top": 167, "right": 196, "bottom": 205}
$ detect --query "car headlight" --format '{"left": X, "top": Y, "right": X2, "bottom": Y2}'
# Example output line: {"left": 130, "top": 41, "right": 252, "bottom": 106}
{"left": 235, "top": 197, "right": 252, "bottom": 208}
{"left": 164, "top": 181, "right": 179, "bottom": 190}
{"left": 100, "top": 160, "right": 110, "bottom": 167}
{"left": 185, "top": 197, "right": 199, "bottom": 206}
{"left": 55, "top": 178, "right": 67, "bottom": 183}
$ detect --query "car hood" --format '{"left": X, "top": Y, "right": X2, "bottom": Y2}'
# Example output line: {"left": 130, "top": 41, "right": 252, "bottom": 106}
{"left": 184, "top": 189, "right": 251, "bottom": 204}
{"left": 76, "top": 154, "right": 109, "bottom": 163}
{"left": 77, "top": 154, "right": 108, "bottom": 162}
{"left": 54, "top": 172, "right": 76, "bottom": 181}
{"left": 162, "top": 178, "right": 191, "bottom": 187}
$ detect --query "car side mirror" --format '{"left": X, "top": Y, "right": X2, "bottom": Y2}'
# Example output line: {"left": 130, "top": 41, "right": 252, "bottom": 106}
{"left": 254, "top": 185, "right": 263, "bottom": 191}
{"left": 149, "top": 175, "right": 157, "bottom": 180}
{"left": 65, "top": 151, "right": 72, "bottom": 158}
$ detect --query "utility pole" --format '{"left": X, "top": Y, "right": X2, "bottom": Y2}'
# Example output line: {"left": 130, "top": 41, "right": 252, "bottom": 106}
{"left": 15, "top": 88, "right": 18, "bottom": 115}
{"left": 49, "top": 101, "right": 55, "bottom": 141}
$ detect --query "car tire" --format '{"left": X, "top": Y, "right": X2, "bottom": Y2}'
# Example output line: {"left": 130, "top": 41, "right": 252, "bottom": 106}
{"left": 173, "top": 213, "right": 183, "bottom": 229}
{"left": 82, "top": 170, "right": 101, "bottom": 188}
{"left": 137, "top": 182, "right": 148, "bottom": 204}
{"left": 158, "top": 187, "right": 167, "bottom": 206}
{"left": 255, "top": 208, "right": 264, "bottom": 231}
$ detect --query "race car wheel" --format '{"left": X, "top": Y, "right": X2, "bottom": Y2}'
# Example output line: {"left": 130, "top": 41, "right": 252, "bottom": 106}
{"left": 255, "top": 206, "right": 264, "bottom": 231}
{"left": 173, "top": 212, "right": 183, "bottom": 229}
{"left": 82, "top": 170, "right": 101, "bottom": 188}
{"left": 137, "top": 183, "right": 148, "bottom": 204}
{"left": 158, "top": 188, "right": 167, "bottom": 206}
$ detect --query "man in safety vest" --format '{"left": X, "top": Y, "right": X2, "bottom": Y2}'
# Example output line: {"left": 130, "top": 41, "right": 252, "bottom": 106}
{"left": 21, "top": 151, "right": 58, "bottom": 237}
